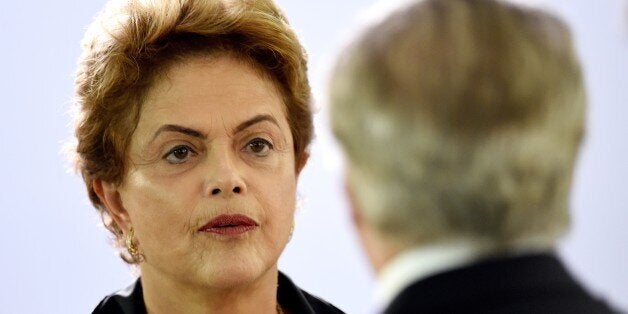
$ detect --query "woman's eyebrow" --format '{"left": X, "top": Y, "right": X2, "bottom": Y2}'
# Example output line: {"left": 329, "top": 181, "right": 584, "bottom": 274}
{"left": 149, "top": 114, "right": 278, "bottom": 143}
{"left": 233, "top": 114, "right": 279, "bottom": 134}
{"left": 150, "top": 124, "right": 206, "bottom": 143}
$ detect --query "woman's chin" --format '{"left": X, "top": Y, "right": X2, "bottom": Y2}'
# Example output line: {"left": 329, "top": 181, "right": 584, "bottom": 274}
{"left": 192, "top": 259, "right": 277, "bottom": 290}
{"left": 199, "top": 267, "right": 276, "bottom": 289}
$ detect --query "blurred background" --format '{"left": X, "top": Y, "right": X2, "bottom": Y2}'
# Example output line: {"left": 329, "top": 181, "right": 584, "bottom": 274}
{"left": 0, "top": 0, "right": 625, "bottom": 313}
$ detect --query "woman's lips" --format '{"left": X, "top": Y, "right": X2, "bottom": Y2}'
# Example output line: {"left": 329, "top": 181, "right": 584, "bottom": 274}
{"left": 199, "top": 214, "right": 258, "bottom": 236}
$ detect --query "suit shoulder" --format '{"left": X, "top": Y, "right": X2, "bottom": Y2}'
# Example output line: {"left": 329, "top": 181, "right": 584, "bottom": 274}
{"left": 299, "top": 289, "right": 346, "bottom": 314}
{"left": 278, "top": 271, "right": 345, "bottom": 313}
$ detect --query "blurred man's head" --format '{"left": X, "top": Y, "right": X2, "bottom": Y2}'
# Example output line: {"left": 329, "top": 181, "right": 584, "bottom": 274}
{"left": 329, "top": 0, "right": 584, "bottom": 267}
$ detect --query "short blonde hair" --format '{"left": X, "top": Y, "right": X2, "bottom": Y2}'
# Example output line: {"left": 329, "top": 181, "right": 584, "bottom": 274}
{"left": 73, "top": 0, "right": 312, "bottom": 257}
{"left": 330, "top": 0, "right": 585, "bottom": 248}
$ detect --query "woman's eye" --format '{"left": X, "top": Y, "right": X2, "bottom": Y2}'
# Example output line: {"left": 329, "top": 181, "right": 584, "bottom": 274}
{"left": 164, "top": 145, "right": 195, "bottom": 164}
{"left": 246, "top": 138, "right": 273, "bottom": 157}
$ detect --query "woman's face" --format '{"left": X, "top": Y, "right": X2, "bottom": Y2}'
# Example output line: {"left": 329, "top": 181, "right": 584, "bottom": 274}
{"left": 110, "top": 55, "right": 301, "bottom": 289}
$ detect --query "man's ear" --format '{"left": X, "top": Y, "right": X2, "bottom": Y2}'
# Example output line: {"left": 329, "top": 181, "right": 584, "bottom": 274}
{"left": 296, "top": 151, "right": 310, "bottom": 176}
{"left": 92, "top": 179, "right": 130, "bottom": 232}
{"left": 344, "top": 172, "right": 392, "bottom": 273}
{"left": 344, "top": 175, "right": 364, "bottom": 228}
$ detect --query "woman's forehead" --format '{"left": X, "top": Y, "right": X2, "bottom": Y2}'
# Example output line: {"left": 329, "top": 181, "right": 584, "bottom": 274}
{"left": 135, "top": 55, "right": 289, "bottom": 137}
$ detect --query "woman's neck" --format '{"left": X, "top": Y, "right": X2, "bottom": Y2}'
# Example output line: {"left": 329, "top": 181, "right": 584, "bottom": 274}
{"left": 140, "top": 264, "right": 279, "bottom": 314}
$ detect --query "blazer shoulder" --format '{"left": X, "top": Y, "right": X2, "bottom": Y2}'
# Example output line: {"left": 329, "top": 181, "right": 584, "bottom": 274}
{"left": 300, "top": 288, "right": 346, "bottom": 314}
{"left": 92, "top": 279, "right": 146, "bottom": 314}
{"left": 278, "top": 271, "right": 345, "bottom": 314}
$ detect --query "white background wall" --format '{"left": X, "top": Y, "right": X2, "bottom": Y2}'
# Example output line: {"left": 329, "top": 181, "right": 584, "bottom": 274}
{"left": 0, "top": 1, "right": 625, "bottom": 313}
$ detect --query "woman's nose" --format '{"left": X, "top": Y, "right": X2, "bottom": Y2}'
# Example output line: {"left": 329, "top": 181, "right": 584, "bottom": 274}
{"left": 203, "top": 150, "right": 247, "bottom": 197}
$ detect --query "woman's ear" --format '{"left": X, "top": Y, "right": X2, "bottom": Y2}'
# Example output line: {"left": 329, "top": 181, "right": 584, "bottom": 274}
{"left": 296, "top": 151, "right": 310, "bottom": 176}
{"left": 92, "top": 179, "right": 131, "bottom": 232}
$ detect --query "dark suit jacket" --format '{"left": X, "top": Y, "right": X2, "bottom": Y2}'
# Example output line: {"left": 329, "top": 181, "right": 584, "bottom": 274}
{"left": 92, "top": 271, "right": 344, "bottom": 314}
{"left": 385, "top": 253, "right": 618, "bottom": 314}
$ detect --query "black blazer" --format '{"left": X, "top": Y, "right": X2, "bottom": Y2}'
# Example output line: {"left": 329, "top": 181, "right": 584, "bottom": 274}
{"left": 93, "top": 271, "right": 344, "bottom": 314}
{"left": 385, "top": 253, "right": 618, "bottom": 314}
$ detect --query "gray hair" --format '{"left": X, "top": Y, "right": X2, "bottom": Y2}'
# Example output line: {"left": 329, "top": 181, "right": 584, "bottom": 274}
{"left": 329, "top": 0, "right": 585, "bottom": 249}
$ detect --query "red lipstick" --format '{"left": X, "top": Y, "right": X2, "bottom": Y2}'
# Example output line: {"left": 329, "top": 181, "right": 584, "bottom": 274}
{"left": 199, "top": 214, "right": 258, "bottom": 236}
